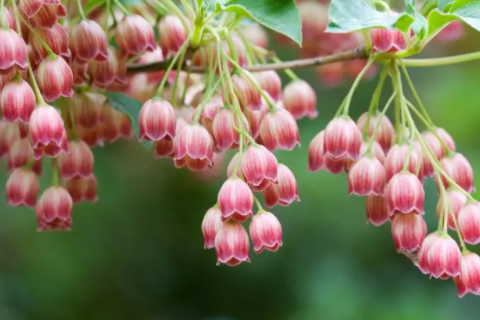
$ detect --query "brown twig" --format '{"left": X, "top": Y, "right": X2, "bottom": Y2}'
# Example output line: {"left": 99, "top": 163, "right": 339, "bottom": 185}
{"left": 127, "top": 47, "right": 369, "bottom": 74}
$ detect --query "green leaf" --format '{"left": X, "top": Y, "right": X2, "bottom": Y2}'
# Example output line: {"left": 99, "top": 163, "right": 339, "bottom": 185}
{"left": 219, "top": 0, "right": 302, "bottom": 45}
{"left": 404, "top": 0, "right": 417, "bottom": 5}
{"left": 411, "top": 11, "right": 429, "bottom": 39}
{"left": 427, "top": 0, "right": 480, "bottom": 38}
{"left": 326, "top": 0, "right": 415, "bottom": 34}
{"left": 104, "top": 91, "right": 152, "bottom": 149}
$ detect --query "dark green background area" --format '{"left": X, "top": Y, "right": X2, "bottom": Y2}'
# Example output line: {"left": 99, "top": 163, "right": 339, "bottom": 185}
{"left": 1, "top": 31, "right": 480, "bottom": 320}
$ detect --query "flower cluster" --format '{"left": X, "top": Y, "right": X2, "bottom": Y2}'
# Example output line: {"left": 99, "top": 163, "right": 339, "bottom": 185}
{"left": 308, "top": 26, "right": 479, "bottom": 298}
{"left": 0, "top": 0, "right": 478, "bottom": 299}
{"left": 0, "top": 0, "right": 313, "bottom": 264}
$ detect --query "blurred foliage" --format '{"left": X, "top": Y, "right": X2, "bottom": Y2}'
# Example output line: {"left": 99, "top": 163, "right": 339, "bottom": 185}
{"left": 1, "top": 27, "right": 480, "bottom": 320}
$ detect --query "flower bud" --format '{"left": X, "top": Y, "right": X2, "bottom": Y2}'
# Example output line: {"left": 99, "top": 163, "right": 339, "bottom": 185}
{"left": 36, "top": 56, "right": 73, "bottom": 102}
{"left": 29, "top": 104, "right": 67, "bottom": 151}
{"left": 1, "top": 78, "right": 36, "bottom": 123}
{"left": 255, "top": 71, "right": 282, "bottom": 102}
{"left": 240, "top": 145, "right": 278, "bottom": 191}
{"left": 33, "top": 130, "right": 69, "bottom": 159}
{"left": 384, "top": 143, "right": 423, "bottom": 180}
{"left": 212, "top": 108, "right": 249, "bottom": 150}
{"left": 391, "top": 212, "right": 427, "bottom": 252}
{"left": 262, "top": 164, "right": 299, "bottom": 208}
{"left": 458, "top": 253, "right": 480, "bottom": 296}
{"left": 229, "top": 74, "right": 263, "bottom": 111}
{"left": 458, "top": 201, "right": 480, "bottom": 245}
{"left": 260, "top": 107, "right": 300, "bottom": 151}
{"left": 440, "top": 153, "right": 475, "bottom": 193}
{"left": 158, "top": 15, "right": 188, "bottom": 54}
{"left": 30, "top": 23, "right": 69, "bottom": 64}
{"left": 249, "top": 211, "right": 282, "bottom": 253}
{"left": 115, "top": 15, "right": 155, "bottom": 57}
{"left": 428, "top": 234, "right": 461, "bottom": 279}
{"left": 323, "top": 116, "right": 362, "bottom": 161}
{"left": 7, "top": 138, "right": 33, "bottom": 171}
{"left": 218, "top": 177, "right": 254, "bottom": 223}
{"left": 174, "top": 123, "right": 214, "bottom": 171}
{"left": 0, "top": 121, "right": 20, "bottom": 158}
{"left": 58, "top": 140, "right": 94, "bottom": 180}
{"left": 88, "top": 51, "right": 122, "bottom": 88}
{"left": 201, "top": 206, "right": 222, "bottom": 249}
{"left": 282, "top": 80, "right": 317, "bottom": 120}
{"left": 65, "top": 176, "right": 98, "bottom": 203}
{"left": 69, "top": 19, "right": 108, "bottom": 63}
{"left": 36, "top": 186, "right": 73, "bottom": 231}
{"left": 371, "top": 29, "right": 406, "bottom": 53}
{"left": 366, "top": 195, "right": 389, "bottom": 227}
{"left": 0, "top": 29, "right": 28, "bottom": 72}
{"left": 417, "top": 232, "right": 442, "bottom": 274}
{"left": 348, "top": 155, "right": 386, "bottom": 196}
{"left": 21, "top": 1, "right": 67, "bottom": 29}
{"left": 421, "top": 128, "right": 455, "bottom": 178}
{"left": 385, "top": 172, "right": 425, "bottom": 215}
{"left": 139, "top": 98, "right": 176, "bottom": 141}
{"left": 101, "top": 106, "right": 133, "bottom": 143}
{"left": 71, "top": 92, "right": 102, "bottom": 129}
{"left": 215, "top": 221, "right": 250, "bottom": 266}
{"left": 199, "top": 96, "right": 222, "bottom": 135}
{"left": 436, "top": 188, "right": 467, "bottom": 230}
{"left": 6, "top": 168, "right": 39, "bottom": 208}
{"left": 356, "top": 112, "right": 394, "bottom": 152}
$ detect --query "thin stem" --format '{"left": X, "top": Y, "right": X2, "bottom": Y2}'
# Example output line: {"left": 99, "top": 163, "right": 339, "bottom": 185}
{"left": 51, "top": 159, "right": 60, "bottom": 186}
{"left": 342, "top": 57, "right": 375, "bottom": 116}
{"left": 272, "top": 56, "right": 299, "bottom": 82}
{"left": 28, "top": 64, "right": 45, "bottom": 105}
{"left": 364, "top": 65, "right": 388, "bottom": 139}
{"left": 254, "top": 195, "right": 265, "bottom": 212}
{"left": 0, "top": 0, "right": 7, "bottom": 29}
{"left": 112, "top": 0, "right": 130, "bottom": 15}
{"left": 366, "top": 92, "right": 396, "bottom": 152}
{"left": 155, "top": 35, "right": 191, "bottom": 97}
{"left": 402, "top": 52, "right": 480, "bottom": 67}
{"left": 104, "top": 0, "right": 111, "bottom": 31}
{"left": 76, "top": 0, "right": 86, "bottom": 19}
{"left": 225, "top": 31, "right": 239, "bottom": 64}
{"left": 399, "top": 63, "right": 434, "bottom": 126}
{"left": 171, "top": 48, "right": 187, "bottom": 107}
{"left": 10, "top": 0, "right": 22, "bottom": 35}
{"left": 18, "top": 14, "right": 55, "bottom": 56}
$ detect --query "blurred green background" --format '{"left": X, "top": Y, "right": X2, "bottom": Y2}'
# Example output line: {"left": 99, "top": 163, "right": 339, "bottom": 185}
{"left": 1, "top": 27, "right": 480, "bottom": 320}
